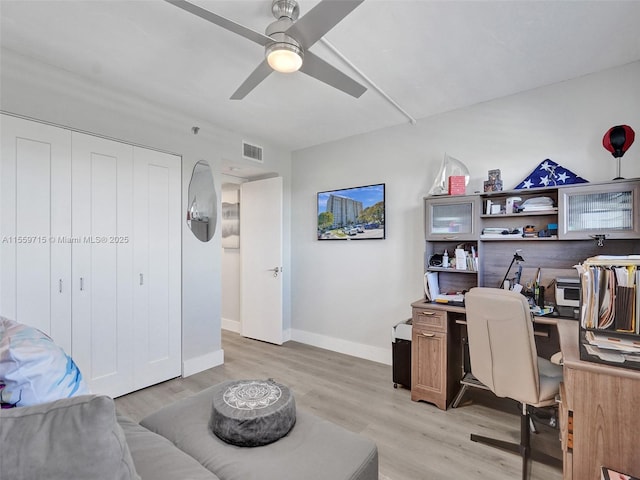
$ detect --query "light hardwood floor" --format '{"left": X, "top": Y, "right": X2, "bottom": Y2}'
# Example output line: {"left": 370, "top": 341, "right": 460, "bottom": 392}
{"left": 115, "top": 330, "right": 562, "bottom": 480}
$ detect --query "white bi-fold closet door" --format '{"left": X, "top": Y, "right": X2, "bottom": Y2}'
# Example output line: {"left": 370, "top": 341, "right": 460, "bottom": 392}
{"left": 131, "top": 145, "right": 182, "bottom": 391}
{"left": 0, "top": 117, "right": 73, "bottom": 353}
{"left": 0, "top": 115, "right": 181, "bottom": 398}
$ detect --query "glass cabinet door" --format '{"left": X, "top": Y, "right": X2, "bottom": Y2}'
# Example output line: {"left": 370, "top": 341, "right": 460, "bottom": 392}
{"left": 559, "top": 180, "right": 640, "bottom": 239}
{"left": 425, "top": 196, "right": 479, "bottom": 240}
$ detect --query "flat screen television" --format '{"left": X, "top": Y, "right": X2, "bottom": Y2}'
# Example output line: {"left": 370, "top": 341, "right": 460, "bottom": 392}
{"left": 317, "top": 183, "right": 385, "bottom": 240}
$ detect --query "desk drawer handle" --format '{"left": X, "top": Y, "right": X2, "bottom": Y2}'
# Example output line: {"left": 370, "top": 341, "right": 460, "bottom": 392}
{"left": 420, "top": 311, "right": 436, "bottom": 316}
{"left": 421, "top": 333, "right": 435, "bottom": 337}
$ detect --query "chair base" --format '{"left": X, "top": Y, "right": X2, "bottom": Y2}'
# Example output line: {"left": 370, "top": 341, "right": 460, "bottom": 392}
{"left": 470, "top": 434, "right": 562, "bottom": 468}
{"left": 470, "top": 404, "right": 562, "bottom": 480}
{"left": 451, "top": 372, "right": 490, "bottom": 408}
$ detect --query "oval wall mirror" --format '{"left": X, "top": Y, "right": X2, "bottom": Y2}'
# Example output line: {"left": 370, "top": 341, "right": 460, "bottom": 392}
{"left": 187, "top": 160, "right": 217, "bottom": 242}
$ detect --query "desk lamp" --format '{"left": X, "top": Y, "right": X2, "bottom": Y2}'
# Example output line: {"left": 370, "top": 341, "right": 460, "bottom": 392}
{"left": 499, "top": 250, "right": 525, "bottom": 289}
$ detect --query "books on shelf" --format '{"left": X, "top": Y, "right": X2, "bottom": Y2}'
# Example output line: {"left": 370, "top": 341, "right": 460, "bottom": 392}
{"left": 452, "top": 246, "right": 478, "bottom": 271}
{"left": 429, "top": 244, "right": 478, "bottom": 272}
{"left": 454, "top": 248, "right": 467, "bottom": 270}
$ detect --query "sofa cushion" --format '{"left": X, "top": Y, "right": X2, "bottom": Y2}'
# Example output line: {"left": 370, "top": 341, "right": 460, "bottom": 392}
{"left": 0, "top": 316, "right": 89, "bottom": 407}
{"left": 0, "top": 394, "right": 139, "bottom": 480}
{"left": 210, "top": 379, "right": 296, "bottom": 447}
{"left": 117, "top": 414, "right": 221, "bottom": 480}
{"left": 140, "top": 384, "right": 378, "bottom": 480}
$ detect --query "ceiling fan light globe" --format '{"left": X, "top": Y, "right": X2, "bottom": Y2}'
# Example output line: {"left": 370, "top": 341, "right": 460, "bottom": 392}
{"left": 266, "top": 43, "right": 303, "bottom": 73}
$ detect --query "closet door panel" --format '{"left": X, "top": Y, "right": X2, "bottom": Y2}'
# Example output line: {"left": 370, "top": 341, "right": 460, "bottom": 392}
{"left": 72, "top": 132, "right": 134, "bottom": 397}
{"left": 133, "top": 147, "right": 181, "bottom": 389}
{"left": 0, "top": 116, "right": 72, "bottom": 352}
{"left": 16, "top": 140, "right": 50, "bottom": 331}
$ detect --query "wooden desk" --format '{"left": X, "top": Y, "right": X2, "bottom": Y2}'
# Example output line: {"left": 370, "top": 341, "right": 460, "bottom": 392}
{"left": 409, "top": 299, "right": 556, "bottom": 409}
{"left": 410, "top": 300, "right": 465, "bottom": 409}
{"left": 410, "top": 300, "right": 640, "bottom": 479}
{"left": 556, "top": 320, "right": 640, "bottom": 480}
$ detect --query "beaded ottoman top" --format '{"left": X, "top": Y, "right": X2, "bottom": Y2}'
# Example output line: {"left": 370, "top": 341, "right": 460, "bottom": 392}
{"left": 210, "top": 379, "right": 296, "bottom": 447}
{"left": 223, "top": 380, "right": 282, "bottom": 410}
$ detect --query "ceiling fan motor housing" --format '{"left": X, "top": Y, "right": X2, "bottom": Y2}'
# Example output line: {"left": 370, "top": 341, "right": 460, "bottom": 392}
{"left": 265, "top": 0, "right": 303, "bottom": 69}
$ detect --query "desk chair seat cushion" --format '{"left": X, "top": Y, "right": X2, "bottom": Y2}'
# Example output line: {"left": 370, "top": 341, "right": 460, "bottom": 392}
{"left": 537, "top": 358, "right": 563, "bottom": 406}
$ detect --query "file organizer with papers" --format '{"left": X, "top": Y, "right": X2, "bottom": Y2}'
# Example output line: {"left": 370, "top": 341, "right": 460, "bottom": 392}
{"left": 576, "top": 255, "right": 640, "bottom": 370}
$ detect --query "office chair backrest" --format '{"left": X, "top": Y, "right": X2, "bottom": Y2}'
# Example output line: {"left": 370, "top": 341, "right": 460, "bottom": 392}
{"left": 465, "top": 287, "right": 541, "bottom": 405}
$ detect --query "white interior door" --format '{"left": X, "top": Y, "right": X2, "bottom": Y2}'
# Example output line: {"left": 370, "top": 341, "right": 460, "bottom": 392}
{"left": 132, "top": 147, "right": 181, "bottom": 390}
{"left": 71, "top": 132, "right": 134, "bottom": 397}
{"left": 240, "top": 176, "right": 283, "bottom": 345}
{"left": 0, "top": 116, "right": 72, "bottom": 353}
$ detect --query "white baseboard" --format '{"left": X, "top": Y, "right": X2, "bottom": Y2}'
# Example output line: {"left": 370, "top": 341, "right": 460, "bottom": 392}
{"left": 182, "top": 349, "right": 224, "bottom": 377}
{"left": 222, "top": 322, "right": 291, "bottom": 344}
{"left": 290, "top": 329, "right": 392, "bottom": 365}
{"left": 221, "top": 317, "right": 241, "bottom": 333}
{"left": 283, "top": 328, "right": 292, "bottom": 342}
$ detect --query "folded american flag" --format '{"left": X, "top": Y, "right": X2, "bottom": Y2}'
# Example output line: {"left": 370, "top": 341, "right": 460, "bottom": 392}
{"left": 515, "top": 159, "right": 588, "bottom": 189}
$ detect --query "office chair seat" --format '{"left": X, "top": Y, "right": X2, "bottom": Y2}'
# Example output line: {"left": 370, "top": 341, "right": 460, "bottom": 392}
{"left": 465, "top": 287, "right": 563, "bottom": 480}
{"left": 537, "top": 358, "right": 563, "bottom": 406}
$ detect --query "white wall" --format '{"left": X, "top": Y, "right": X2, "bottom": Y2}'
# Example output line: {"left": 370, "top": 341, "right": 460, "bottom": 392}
{"left": 3, "top": 46, "right": 638, "bottom": 370}
{"left": 290, "top": 61, "right": 640, "bottom": 365}
{"left": 0, "top": 49, "right": 292, "bottom": 375}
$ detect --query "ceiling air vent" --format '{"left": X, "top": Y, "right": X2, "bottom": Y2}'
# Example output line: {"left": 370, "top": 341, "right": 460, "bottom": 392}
{"left": 242, "top": 141, "right": 263, "bottom": 163}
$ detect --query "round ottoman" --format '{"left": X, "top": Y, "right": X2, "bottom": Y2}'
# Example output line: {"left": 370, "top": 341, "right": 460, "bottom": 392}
{"left": 209, "top": 379, "right": 296, "bottom": 447}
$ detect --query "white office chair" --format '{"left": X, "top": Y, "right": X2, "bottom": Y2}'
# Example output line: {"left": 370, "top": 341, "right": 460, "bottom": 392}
{"left": 465, "top": 287, "right": 563, "bottom": 480}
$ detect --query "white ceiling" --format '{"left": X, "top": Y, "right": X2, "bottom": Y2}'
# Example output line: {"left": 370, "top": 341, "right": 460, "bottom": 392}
{"left": 2, "top": 0, "right": 640, "bottom": 154}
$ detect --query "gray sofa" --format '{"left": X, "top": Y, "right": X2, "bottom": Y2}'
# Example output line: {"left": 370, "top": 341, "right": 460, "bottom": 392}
{"left": 1, "top": 385, "right": 378, "bottom": 480}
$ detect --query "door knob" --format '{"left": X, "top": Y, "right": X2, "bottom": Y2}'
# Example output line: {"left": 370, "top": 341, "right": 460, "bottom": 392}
{"left": 269, "top": 266, "right": 281, "bottom": 277}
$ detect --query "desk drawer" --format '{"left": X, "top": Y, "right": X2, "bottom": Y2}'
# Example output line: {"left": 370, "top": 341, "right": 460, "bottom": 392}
{"left": 412, "top": 308, "right": 447, "bottom": 333}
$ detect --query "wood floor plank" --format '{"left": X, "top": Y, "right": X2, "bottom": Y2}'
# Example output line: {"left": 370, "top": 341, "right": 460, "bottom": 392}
{"left": 115, "top": 330, "right": 562, "bottom": 480}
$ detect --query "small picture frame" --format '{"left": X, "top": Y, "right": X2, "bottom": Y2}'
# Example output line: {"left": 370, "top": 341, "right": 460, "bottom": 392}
{"left": 484, "top": 169, "right": 503, "bottom": 192}
{"left": 483, "top": 179, "right": 503, "bottom": 192}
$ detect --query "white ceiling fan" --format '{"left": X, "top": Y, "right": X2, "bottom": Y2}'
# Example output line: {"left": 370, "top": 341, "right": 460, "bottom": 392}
{"left": 165, "top": 0, "right": 367, "bottom": 100}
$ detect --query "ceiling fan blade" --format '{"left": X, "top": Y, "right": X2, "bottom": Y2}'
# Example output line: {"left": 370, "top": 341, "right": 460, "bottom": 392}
{"left": 300, "top": 51, "right": 366, "bottom": 98}
{"left": 286, "top": 0, "right": 365, "bottom": 49}
{"left": 165, "top": 0, "right": 272, "bottom": 46}
{"left": 230, "top": 60, "right": 273, "bottom": 100}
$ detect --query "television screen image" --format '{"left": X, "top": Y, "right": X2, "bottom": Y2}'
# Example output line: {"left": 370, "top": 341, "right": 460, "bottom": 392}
{"left": 317, "top": 183, "right": 385, "bottom": 240}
